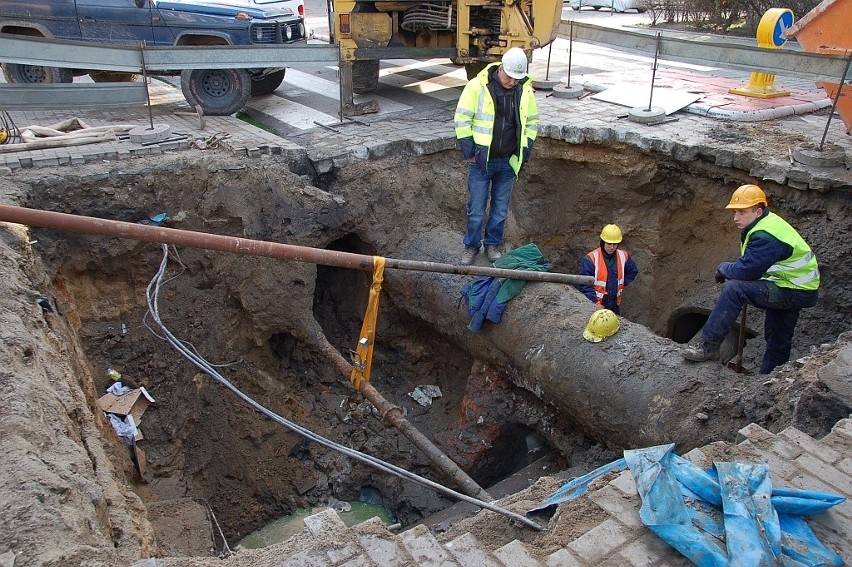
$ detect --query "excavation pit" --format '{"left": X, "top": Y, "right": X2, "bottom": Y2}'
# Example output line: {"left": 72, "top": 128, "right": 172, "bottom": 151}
{"left": 0, "top": 139, "right": 850, "bottom": 563}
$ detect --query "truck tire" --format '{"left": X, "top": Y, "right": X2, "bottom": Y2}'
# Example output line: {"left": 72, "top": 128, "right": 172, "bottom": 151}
{"left": 180, "top": 68, "right": 252, "bottom": 116}
{"left": 352, "top": 60, "right": 379, "bottom": 94}
{"left": 90, "top": 71, "right": 140, "bottom": 83}
{"left": 464, "top": 62, "right": 487, "bottom": 80}
{"left": 2, "top": 63, "right": 72, "bottom": 84}
{"left": 250, "top": 69, "right": 286, "bottom": 96}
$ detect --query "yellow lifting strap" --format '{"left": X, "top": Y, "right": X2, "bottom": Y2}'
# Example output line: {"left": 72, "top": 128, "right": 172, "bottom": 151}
{"left": 349, "top": 256, "right": 385, "bottom": 390}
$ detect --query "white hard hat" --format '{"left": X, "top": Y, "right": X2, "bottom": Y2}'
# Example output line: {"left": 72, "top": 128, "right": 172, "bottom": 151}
{"left": 501, "top": 47, "right": 528, "bottom": 80}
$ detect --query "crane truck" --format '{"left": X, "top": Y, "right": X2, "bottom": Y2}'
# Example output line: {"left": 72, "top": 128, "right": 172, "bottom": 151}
{"left": 331, "top": 0, "right": 564, "bottom": 115}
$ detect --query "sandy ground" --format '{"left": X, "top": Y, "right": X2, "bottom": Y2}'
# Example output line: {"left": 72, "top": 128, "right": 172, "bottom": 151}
{"left": 0, "top": 147, "right": 849, "bottom": 565}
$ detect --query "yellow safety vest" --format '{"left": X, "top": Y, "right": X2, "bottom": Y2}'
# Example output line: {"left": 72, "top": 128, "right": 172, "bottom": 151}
{"left": 453, "top": 63, "right": 539, "bottom": 177}
{"left": 742, "top": 212, "right": 820, "bottom": 291}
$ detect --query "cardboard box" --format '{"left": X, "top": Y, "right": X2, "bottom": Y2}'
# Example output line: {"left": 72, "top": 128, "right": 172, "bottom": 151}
{"left": 96, "top": 387, "right": 155, "bottom": 425}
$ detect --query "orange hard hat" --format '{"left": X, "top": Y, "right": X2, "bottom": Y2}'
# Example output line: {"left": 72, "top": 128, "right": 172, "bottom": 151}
{"left": 726, "top": 184, "right": 767, "bottom": 209}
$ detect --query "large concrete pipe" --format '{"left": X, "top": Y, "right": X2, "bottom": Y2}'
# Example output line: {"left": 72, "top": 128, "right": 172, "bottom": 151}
{"left": 372, "top": 229, "right": 793, "bottom": 453}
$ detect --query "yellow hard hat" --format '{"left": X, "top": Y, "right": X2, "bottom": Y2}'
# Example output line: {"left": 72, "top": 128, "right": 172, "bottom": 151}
{"left": 583, "top": 309, "right": 620, "bottom": 343}
{"left": 726, "top": 184, "right": 767, "bottom": 209}
{"left": 600, "top": 224, "right": 623, "bottom": 244}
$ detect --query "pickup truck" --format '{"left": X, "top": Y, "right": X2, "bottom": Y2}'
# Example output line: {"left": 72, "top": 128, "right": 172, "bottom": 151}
{"left": 0, "top": 0, "right": 307, "bottom": 115}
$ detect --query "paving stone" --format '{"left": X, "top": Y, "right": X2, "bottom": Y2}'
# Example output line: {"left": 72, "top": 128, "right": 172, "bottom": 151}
{"left": 615, "top": 532, "right": 676, "bottom": 566}
{"left": 304, "top": 508, "right": 347, "bottom": 537}
{"left": 567, "top": 519, "right": 634, "bottom": 564}
{"left": 326, "top": 542, "right": 364, "bottom": 565}
{"left": 545, "top": 548, "right": 581, "bottom": 567}
{"left": 793, "top": 453, "right": 852, "bottom": 495}
{"left": 780, "top": 428, "right": 842, "bottom": 464}
{"left": 764, "top": 436, "right": 804, "bottom": 461}
{"left": 359, "top": 533, "right": 410, "bottom": 567}
{"left": 836, "top": 457, "right": 852, "bottom": 477}
{"left": 830, "top": 419, "right": 852, "bottom": 440}
{"left": 443, "top": 533, "right": 500, "bottom": 567}
{"left": 493, "top": 540, "right": 541, "bottom": 567}
{"left": 681, "top": 448, "right": 708, "bottom": 465}
{"left": 609, "top": 470, "right": 637, "bottom": 496}
{"left": 278, "top": 548, "right": 333, "bottom": 567}
{"left": 400, "top": 524, "right": 458, "bottom": 566}
{"left": 589, "top": 485, "right": 643, "bottom": 527}
{"left": 736, "top": 423, "right": 774, "bottom": 444}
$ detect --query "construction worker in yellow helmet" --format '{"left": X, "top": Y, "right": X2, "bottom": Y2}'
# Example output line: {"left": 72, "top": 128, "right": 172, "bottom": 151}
{"left": 578, "top": 224, "right": 639, "bottom": 315}
{"left": 455, "top": 47, "right": 539, "bottom": 266}
{"left": 683, "top": 184, "right": 820, "bottom": 374}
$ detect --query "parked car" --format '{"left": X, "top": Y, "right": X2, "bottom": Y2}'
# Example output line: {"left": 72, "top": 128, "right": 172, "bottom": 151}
{"left": 208, "top": 0, "right": 306, "bottom": 29}
{"left": 568, "top": 0, "right": 648, "bottom": 13}
{"left": 0, "top": 0, "right": 307, "bottom": 115}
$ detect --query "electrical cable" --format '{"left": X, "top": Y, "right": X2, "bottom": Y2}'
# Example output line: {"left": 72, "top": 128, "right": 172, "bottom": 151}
{"left": 145, "top": 244, "right": 542, "bottom": 531}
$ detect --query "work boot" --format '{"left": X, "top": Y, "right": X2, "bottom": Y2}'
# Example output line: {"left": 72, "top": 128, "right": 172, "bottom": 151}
{"left": 485, "top": 245, "right": 502, "bottom": 262}
{"left": 682, "top": 342, "right": 721, "bottom": 362}
{"left": 461, "top": 246, "right": 479, "bottom": 266}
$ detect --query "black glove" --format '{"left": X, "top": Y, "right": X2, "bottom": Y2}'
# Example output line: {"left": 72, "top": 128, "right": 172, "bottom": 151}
{"left": 715, "top": 271, "right": 726, "bottom": 284}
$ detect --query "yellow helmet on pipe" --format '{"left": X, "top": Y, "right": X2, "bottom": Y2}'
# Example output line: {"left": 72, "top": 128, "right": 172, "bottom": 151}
{"left": 583, "top": 309, "right": 620, "bottom": 343}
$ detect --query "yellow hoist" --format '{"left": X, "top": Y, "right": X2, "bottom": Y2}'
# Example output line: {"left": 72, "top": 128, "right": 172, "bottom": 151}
{"left": 348, "top": 256, "right": 385, "bottom": 390}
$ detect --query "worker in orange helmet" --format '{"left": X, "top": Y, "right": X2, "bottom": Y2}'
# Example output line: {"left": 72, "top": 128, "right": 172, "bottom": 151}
{"left": 578, "top": 224, "right": 639, "bottom": 315}
{"left": 683, "top": 184, "right": 820, "bottom": 374}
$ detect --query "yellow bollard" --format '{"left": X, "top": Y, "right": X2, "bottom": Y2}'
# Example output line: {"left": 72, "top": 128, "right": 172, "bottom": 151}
{"left": 729, "top": 8, "right": 794, "bottom": 99}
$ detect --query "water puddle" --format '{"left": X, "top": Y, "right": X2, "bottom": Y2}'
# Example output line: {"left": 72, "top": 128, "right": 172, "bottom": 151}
{"left": 237, "top": 501, "right": 394, "bottom": 549}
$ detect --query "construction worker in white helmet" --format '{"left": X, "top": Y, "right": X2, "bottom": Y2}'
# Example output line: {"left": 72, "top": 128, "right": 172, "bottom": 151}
{"left": 454, "top": 47, "right": 539, "bottom": 266}
{"left": 578, "top": 224, "right": 639, "bottom": 315}
{"left": 683, "top": 184, "right": 820, "bottom": 374}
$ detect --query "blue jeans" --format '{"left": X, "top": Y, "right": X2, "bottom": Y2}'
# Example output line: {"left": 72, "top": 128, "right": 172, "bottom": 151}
{"left": 701, "top": 279, "right": 818, "bottom": 374}
{"left": 464, "top": 157, "right": 516, "bottom": 248}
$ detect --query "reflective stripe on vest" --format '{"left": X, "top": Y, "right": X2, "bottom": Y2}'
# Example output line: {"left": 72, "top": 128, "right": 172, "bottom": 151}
{"left": 741, "top": 212, "right": 820, "bottom": 291}
{"left": 588, "top": 248, "right": 628, "bottom": 305}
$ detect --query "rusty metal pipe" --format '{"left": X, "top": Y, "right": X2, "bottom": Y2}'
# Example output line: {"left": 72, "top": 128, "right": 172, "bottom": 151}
{"left": 2, "top": 204, "right": 497, "bottom": 502}
{"left": 0, "top": 205, "right": 593, "bottom": 286}
{"left": 315, "top": 337, "right": 493, "bottom": 501}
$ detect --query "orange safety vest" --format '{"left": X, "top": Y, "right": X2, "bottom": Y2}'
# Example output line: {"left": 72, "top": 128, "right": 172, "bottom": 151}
{"left": 588, "top": 248, "right": 628, "bottom": 306}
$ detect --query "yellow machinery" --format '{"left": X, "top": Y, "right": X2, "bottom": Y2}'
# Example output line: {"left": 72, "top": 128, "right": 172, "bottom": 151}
{"left": 332, "top": 0, "right": 563, "bottom": 115}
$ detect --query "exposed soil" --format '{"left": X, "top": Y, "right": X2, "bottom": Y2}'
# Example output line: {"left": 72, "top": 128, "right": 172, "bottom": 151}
{"left": 0, "top": 141, "right": 849, "bottom": 565}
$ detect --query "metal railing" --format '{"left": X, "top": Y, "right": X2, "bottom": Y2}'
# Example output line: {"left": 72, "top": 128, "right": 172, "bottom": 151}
{"left": 0, "top": 33, "right": 338, "bottom": 111}
{"left": 559, "top": 21, "right": 852, "bottom": 83}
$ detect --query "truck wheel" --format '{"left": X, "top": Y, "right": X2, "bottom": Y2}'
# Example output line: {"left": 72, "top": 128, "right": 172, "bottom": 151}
{"left": 464, "top": 63, "right": 487, "bottom": 80}
{"left": 2, "top": 63, "right": 72, "bottom": 84}
{"left": 352, "top": 60, "right": 379, "bottom": 94}
{"left": 90, "top": 71, "right": 139, "bottom": 83}
{"left": 250, "top": 69, "right": 286, "bottom": 96}
{"left": 180, "top": 68, "right": 252, "bottom": 116}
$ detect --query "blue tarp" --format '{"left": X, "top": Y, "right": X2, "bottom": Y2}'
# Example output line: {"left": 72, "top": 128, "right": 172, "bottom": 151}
{"left": 528, "top": 444, "right": 845, "bottom": 566}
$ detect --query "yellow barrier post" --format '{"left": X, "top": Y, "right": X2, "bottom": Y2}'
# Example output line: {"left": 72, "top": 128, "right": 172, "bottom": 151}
{"left": 729, "top": 8, "right": 794, "bottom": 98}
